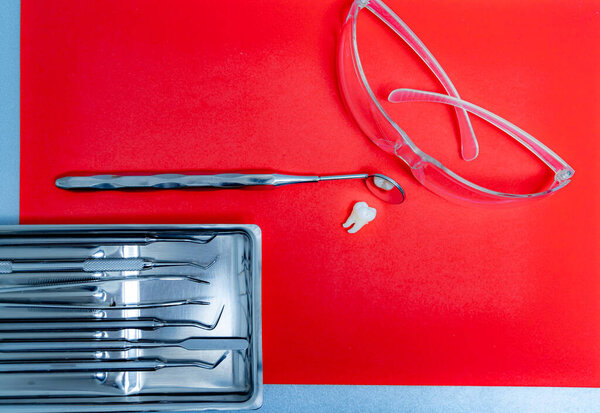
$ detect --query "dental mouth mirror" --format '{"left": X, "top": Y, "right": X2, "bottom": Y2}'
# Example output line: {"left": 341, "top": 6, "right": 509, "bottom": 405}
{"left": 56, "top": 172, "right": 406, "bottom": 204}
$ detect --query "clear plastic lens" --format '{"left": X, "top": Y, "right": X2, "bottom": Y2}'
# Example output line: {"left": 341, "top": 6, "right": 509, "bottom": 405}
{"left": 412, "top": 161, "right": 568, "bottom": 205}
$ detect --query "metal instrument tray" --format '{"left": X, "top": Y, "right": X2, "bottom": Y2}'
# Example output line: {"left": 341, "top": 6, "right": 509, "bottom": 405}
{"left": 0, "top": 224, "right": 262, "bottom": 412}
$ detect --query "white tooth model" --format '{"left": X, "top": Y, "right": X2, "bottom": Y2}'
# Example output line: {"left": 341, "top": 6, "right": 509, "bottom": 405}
{"left": 343, "top": 201, "right": 377, "bottom": 233}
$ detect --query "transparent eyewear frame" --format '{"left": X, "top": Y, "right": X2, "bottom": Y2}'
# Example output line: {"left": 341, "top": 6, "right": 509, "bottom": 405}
{"left": 337, "top": 0, "right": 575, "bottom": 204}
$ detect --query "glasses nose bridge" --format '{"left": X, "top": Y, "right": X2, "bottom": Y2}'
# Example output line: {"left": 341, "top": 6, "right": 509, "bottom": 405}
{"left": 393, "top": 140, "right": 424, "bottom": 168}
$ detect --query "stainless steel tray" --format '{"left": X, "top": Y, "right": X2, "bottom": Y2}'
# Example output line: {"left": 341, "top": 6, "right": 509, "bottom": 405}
{"left": 0, "top": 224, "right": 262, "bottom": 412}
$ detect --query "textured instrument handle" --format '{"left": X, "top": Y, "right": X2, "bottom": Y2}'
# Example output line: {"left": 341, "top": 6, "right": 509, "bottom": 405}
{"left": 0, "top": 262, "right": 12, "bottom": 274}
{"left": 82, "top": 258, "right": 145, "bottom": 272}
{"left": 0, "top": 258, "right": 146, "bottom": 273}
{"left": 56, "top": 173, "right": 319, "bottom": 190}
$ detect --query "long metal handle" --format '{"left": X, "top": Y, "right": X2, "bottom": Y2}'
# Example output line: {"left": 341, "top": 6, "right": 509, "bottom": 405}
{"left": 0, "top": 338, "right": 249, "bottom": 352}
{"left": 0, "top": 234, "right": 216, "bottom": 247}
{"left": 0, "top": 258, "right": 146, "bottom": 273}
{"left": 56, "top": 173, "right": 320, "bottom": 190}
{"left": 0, "top": 356, "right": 226, "bottom": 373}
{"left": 0, "top": 299, "right": 210, "bottom": 310}
{"left": 0, "top": 272, "right": 209, "bottom": 293}
{"left": 0, "top": 257, "right": 214, "bottom": 274}
{"left": 0, "top": 306, "right": 225, "bottom": 331}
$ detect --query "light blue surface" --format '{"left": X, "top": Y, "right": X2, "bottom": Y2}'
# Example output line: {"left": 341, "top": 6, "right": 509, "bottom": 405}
{"left": 2, "top": 0, "right": 599, "bottom": 411}
{"left": 0, "top": 0, "right": 20, "bottom": 224}
{"left": 249, "top": 385, "right": 599, "bottom": 413}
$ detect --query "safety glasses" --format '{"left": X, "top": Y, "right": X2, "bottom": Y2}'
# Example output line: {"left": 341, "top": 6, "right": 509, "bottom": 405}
{"left": 337, "top": 0, "right": 575, "bottom": 204}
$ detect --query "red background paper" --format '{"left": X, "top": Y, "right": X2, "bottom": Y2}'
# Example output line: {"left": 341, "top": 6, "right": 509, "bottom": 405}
{"left": 21, "top": 0, "right": 600, "bottom": 385}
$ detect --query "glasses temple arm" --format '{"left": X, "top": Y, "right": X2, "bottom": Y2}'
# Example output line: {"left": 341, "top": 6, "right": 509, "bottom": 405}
{"left": 365, "top": 0, "right": 479, "bottom": 161}
{"left": 388, "top": 88, "right": 574, "bottom": 181}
